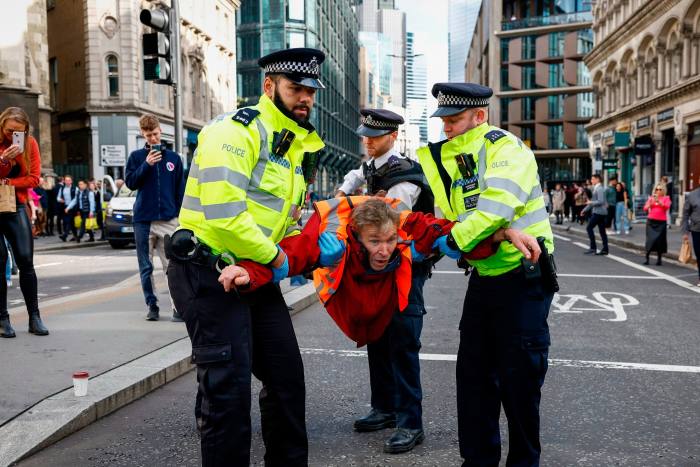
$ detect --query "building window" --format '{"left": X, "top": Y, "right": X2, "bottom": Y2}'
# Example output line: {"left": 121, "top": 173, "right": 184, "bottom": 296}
{"left": 106, "top": 55, "right": 119, "bottom": 97}
{"left": 577, "top": 92, "right": 594, "bottom": 118}
{"left": 522, "top": 65, "right": 536, "bottom": 89}
{"left": 238, "top": 35, "right": 260, "bottom": 61}
{"left": 287, "top": 0, "right": 305, "bottom": 21}
{"left": 548, "top": 95, "right": 563, "bottom": 119}
{"left": 522, "top": 96, "right": 535, "bottom": 121}
{"left": 501, "top": 67, "right": 511, "bottom": 91}
{"left": 548, "top": 63, "right": 565, "bottom": 87}
{"left": 288, "top": 31, "right": 305, "bottom": 48}
{"left": 577, "top": 61, "right": 591, "bottom": 85}
{"left": 577, "top": 30, "right": 593, "bottom": 54}
{"left": 239, "top": 0, "right": 259, "bottom": 24}
{"left": 263, "top": 0, "right": 284, "bottom": 24}
{"left": 548, "top": 32, "right": 565, "bottom": 57}
{"left": 522, "top": 36, "right": 536, "bottom": 60}
{"left": 501, "top": 98, "right": 510, "bottom": 123}
{"left": 501, "top": 38, "right": 510, "bottom": 63}
{"left": 576, "top": 124, "right": 588, "bottom": 148}
{"left": 521, "top": 125, "right": 535, "bottom": 148}
{"left": 49, "top": 57, "right": 58, "bottom": 109}
{"left": 548, "top": 125, "right": 565, "bottom": 149}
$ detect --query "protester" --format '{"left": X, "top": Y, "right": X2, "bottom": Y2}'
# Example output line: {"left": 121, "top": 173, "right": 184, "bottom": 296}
{"left": 615, "top": 182, "right": 630, "bottom": 235}
{"left": 680, "top": 181, "right": 700, "bottom": 286}
{"left": 582, "top": 174, "right": 609, "bottom": 255}
{"left": 0, "top": 106, "right": 49, "bottom": 338}
{"left": 57, "top": 174, "right": 78, "bottom": 241}
{"left": 605, "top": 176, "right": 617, "bottom": 232}
{"left": 125, "top": 114, "right": 185, "bottom": 322}
{"left": 643, "top": 183, "right": 671, "bottom": 265}
{"left": 552, "top": 183, "right": 565, "bottom": 224}
{"left": 66, "top": 179, "right": 96, "bottom": 243}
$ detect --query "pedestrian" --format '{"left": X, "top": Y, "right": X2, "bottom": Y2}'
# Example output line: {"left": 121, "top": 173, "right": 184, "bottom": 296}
{"left": 615, "top": 182, "right": 630, "bottom": 235}
{"left": 416, "top": 82, "right": 555, "bottom": 466}
{"left": 57, "top": 174, "right": 78, "bottom": 241}
{"left": 0, "top": 106, "right": 49, "bottom": 338}
{"left": 582, "top": 174, "right": 609, "bottom": 255}
{"left": 680, "top": 181, "right": 700, "bottom": 286}
{"left": 661, "top": 175, "right": 673, "bottom": 226}
{"left": 89, "top": 180, "right": 105, "bottom": 240}
{"left": 167, "top": 47, "right": 326, "bottom": 466}
{"left": 605, "top": 176, "right": 617, "bottom": 233}
{"left": 543, "top": 186, "right": 552, "bottom": 214}
{"left": 643, "top": 183, "right": 671, "bottom": 265}
{"left": 335, "top": 109, "right": 435, "bottom": 453}
{"left": 563, "top": 183, "right": 573, "bottom": 221}
{"left": 65, "top": 179, "right": 96, "bottom": 243}
{"left": 124, "top": 114, "right": 185, "bottom": 322}
{"left": 552, "top": 183, "right": 565, "bottom": 224}
{"left": 47, "top": 175, "right": 61, "bottom": 236}
{"left": 573, "top": 184, "right": 588, "bottom": 224}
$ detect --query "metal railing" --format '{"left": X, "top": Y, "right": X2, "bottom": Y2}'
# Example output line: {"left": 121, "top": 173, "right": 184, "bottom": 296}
{"left": 502, "top": 11, "right": 593, "bottom": 31}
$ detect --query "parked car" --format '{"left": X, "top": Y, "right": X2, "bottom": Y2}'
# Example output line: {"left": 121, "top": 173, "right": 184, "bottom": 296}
{"left": 105, "top": 190, "right": 137, "bottom": 249}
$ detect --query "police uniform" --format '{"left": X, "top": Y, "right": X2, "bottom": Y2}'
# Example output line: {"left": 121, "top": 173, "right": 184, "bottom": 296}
{"left": 167, "top": 48, "right": 325, "bottom": 467}
{"left": 342, "top": 109, "right": 434, "bottom": 454}
{"left": 417, "top": 83, "right": 555, "bottom": 466}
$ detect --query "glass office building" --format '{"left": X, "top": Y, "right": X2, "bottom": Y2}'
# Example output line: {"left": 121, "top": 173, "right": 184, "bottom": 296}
{"left": 237, "top": 0, "right": 361, "bottom": 196}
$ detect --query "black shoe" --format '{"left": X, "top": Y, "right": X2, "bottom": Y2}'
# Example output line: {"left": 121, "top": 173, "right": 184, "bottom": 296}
{"left": 656, "top": 260, "right": 662, "bottom": 266}
{"left": 146, "top": 304, "right": 160, "bottom": 321}
{"left": 0, "top": 316, "right": 16, "bottom": 338}
{"left": 70, "top": 237, "right": 78, "bottom": 242}
{"left": 87, "top": 237, "right": 95, "bottom": 243}
{"left": 383, "top": 428, "right": 425, "bottom": 454}
{"left": 59, "top": 235, "right": 67, "bottom": 242}
{"left": 171, "top": 309, "right": 184, "bottom": 322}
{"left": 643, "top": 260, "right": 649, "bottom": 265}
{"left": 353, "top": 409, "right": 396, "bottom": 432}
{"left": 583, "top": 249, "right": 596, "bottom": 255}
{"left": 595, "top": 250, "right": 609, "bottom": 256}
{"left": 28, "top": 312, "right": 49, "bottom": 336}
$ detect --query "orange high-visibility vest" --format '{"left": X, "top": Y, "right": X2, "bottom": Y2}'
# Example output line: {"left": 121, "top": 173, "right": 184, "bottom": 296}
{"left": 312, "top": 196, "right": 414, "bottom": 311}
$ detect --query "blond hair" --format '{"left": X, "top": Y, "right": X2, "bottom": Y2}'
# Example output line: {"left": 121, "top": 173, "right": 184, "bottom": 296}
{"left": 654, "top": 183, "right": 667, "bottom": 196}
{"left": 350, "top": 198, "right": 400, "bottom": 233}
{"left": 0, "top": 106, "right": 32, "bottom": 169}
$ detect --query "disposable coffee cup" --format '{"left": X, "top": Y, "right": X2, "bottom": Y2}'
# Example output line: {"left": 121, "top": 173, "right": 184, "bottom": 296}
{"left": 72, "top": 371, "right": 89, "bottom": 397}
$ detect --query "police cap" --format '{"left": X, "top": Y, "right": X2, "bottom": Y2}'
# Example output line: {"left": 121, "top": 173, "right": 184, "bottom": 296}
{"left": 258, "top": 48, "right": 326, "bottom": 89}
{"left": 356, "top": 109, "right": 404, "bottom": 137}
{"left": 430, "top": 82, "right": 493, "bottom": 117}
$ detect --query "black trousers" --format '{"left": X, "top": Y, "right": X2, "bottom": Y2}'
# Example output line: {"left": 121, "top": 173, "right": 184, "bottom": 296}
{"left": 457, "top": 269, "right": 553, "bottom": 467}
{"left": 692, "top": 231, "right": 700, "bottom": 279}
{"left": 61, "top": 209, "right": 77, "bottom": 238}
{"left": 77, "top": 211, "right": 94, "bottom": 240}
{"left": 586, "top": 213, "right": 608, "bottom": 251}
{"left": 366, "top": 261, "right": 430, "bottom": 430}
{"left": 168, "top": 259, "right": 307, "bottom": 467}
{"left": 0, "top": 205, "right": 39, "bottom": 317}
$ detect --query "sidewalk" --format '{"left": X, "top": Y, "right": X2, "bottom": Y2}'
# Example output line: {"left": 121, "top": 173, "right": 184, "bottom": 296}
{"left": 32, "top": 234, "right": 110, "bottom": 254}
{"left": 0, "top": 271, "right": 317, "bottom": 466}
{"left": 551, "top": 217, "right": 697, "bottom": 268}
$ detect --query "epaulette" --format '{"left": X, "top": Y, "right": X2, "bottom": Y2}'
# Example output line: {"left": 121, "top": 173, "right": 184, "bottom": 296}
{"left": 484, "top": 129, "right": 507, "bottom": 144}
{"left": 231, "top": 108, "right": 260, "bottom": 126}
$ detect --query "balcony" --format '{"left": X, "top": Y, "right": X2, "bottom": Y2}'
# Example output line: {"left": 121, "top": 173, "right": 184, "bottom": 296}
{"left": 502, "top": 11, "right": 593, "bottom": 31}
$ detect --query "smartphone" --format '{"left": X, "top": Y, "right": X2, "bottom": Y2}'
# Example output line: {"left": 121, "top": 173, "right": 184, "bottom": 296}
{"left": 12, "top": 131, "right": 24, "bottom": 152}
{"left": 150, "top": 143, "right": 163, "bottom": 152}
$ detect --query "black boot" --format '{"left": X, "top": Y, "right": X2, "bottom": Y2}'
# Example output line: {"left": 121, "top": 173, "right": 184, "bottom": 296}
{"left": 353, "top": 408, "right": 396, "bottom": 432}
{"left": 0, "top": 313, "right": 16, "bottom": 338}
{"left": 28, "top": 312, "right": 49, "bottom": 335}
{"left": 384, "top": 428, "right": 425, "bottom": 454}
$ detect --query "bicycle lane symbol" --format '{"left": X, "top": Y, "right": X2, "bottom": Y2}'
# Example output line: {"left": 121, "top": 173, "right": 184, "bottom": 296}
{"left": 551, "top": 292, "right": 639, "bottom": 322}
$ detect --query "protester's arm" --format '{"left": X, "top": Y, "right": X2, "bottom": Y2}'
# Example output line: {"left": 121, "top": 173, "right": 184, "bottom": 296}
{"left": 337, "top": 167, "right": 365, "bottom": 196}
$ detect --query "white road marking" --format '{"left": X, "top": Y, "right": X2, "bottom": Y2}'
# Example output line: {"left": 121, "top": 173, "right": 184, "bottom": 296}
{"left": 572, "top": 241, "right": 700, "bottom": 294}
{"left": 553, "top": 233, "right": 571, "bottom": 242}
{"left": 60, "top": 286, "right": 71, "bottom": 290}
{"left": 558, "top": 273, "right": 663, "bottom": 279}
{"left": 432, "top": 271, "right": 467, "bottom": 274}
{"left": 552, "top": 292, "right": 638, "bottom": 322}
{"left": 34, "top": 262, "right": 62, "bottom": 269}
{"left": 300, "top": 348, "right": 700, "bottom": 374}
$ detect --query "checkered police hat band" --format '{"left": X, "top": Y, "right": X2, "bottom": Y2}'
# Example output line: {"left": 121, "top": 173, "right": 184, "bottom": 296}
{"left": 264, "top": 58, "right": 320, "bottom": 77}
{"left": 437, "top": 91, "right": 489, "bottom": 108}
{"left": 361, "top": 115, "right": 398, "bottom": 130}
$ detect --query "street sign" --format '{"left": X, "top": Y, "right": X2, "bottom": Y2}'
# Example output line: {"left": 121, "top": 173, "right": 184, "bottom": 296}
{"left": 602, "top": 158, "right": 617, "bottom": 169}
{"left": 100, "top": 145, "right": 126, "bottom": 166}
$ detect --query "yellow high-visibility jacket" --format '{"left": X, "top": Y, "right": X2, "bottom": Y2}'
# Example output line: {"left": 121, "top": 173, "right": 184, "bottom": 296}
{"left": 178, "top": 94, "right": 324, "bottom": 264}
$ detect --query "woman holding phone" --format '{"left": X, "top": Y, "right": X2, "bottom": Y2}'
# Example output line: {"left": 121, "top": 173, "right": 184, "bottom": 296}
{"left": 643, "top": 182, "right": 672, "bottom": 266}
{"left": 0, "top": 107, "right": 49, "bottom": 338}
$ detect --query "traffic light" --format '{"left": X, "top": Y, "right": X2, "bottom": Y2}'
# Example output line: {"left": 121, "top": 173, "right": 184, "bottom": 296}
{"left": 140, "top": 7, "right": 172, "bottom": 84}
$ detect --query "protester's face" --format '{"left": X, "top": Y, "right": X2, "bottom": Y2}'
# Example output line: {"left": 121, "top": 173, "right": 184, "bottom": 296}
{"left": 266, "top": 76, "right": 316, "bottom": 123}
{"left": 358, "top": 221, "right": 398, "bottom": 271}
{"left": 363, "top": 132, "right": 396, "bottom": 158}
{"left": 440, "top": 108, "right": 486, "bottom": 140}
{"left": 141, "top": 126, "right": 162, "bottom": 146}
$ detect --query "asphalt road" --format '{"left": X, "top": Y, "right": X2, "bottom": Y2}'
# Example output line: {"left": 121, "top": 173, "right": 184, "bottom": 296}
{"left": 20, "top": 237, "right": 700, "bottom": 466}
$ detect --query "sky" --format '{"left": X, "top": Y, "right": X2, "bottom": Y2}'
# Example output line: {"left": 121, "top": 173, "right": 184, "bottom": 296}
{"left": 395, "top": 0, "right": 449, "bottom": 141}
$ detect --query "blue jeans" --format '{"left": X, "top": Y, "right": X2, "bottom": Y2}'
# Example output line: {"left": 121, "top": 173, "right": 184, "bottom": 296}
{"left": 134, "top": 221, "right": 157, "bottom": 306}
{"left": 615, "top": 201, "right": 629, "bottom": 233}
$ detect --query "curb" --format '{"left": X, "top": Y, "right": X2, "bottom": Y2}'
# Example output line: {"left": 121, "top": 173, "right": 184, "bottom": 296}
{"left": 34, "top": 240, "right": 110, "bottom": 253}
{"left": 0, "top": 283, "right": 318, "bottom": 466}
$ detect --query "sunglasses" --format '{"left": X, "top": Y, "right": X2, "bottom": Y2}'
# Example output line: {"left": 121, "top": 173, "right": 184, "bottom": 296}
{"left": 655, "top": 188, "right": 663, "bottom": 191}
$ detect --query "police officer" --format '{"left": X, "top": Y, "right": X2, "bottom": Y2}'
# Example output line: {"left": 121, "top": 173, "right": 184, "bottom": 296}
{"left": 336, "top": 109, "right": 434, "bottom": 454}
{"left": 167, "top": 48, "right": 325, "bottom": 466}
{"left": 417, "top": 83, "right": 555, "bottom": 466}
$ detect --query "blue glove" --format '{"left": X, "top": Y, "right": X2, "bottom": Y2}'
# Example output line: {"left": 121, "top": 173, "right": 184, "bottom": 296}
{"left": 432, "top": 235, "right": 462, "bottom": 260}
{"left": 271, "top": 246, "right": 289, "bottom": 283}
{"left": 318, "top": 231, "right": 346, "bottom": 266}
{"left": 410, "top": 241, "right": 426, "bottom": 262}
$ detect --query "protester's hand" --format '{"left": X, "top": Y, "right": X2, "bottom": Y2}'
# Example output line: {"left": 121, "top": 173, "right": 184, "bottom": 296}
{"left": 1, "top": 144, "right": 21, "bottom": 161}
{"left": 410, "top": 241, "right": 426, "bottom": 262}
{"left": 218, "top": 265, "right": 250, "bottom": 292}
{"left": 432, "top": 235, "right": 461, "bottom": 260}
{"left": 145, "top": 149, "right": 162, "bottom": 166}
{"left": 505, "top": 228, "right": 541, "bottom": 263}
{"left": 270, "top": 246, "right": 289, "bottom": 283}
{"left": 318, "top": 231, "right": 346, "bottom": 266}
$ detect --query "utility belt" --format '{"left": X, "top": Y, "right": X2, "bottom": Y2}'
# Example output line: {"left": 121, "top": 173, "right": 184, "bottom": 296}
{"left": 164, "top": 229, "right": 233, "bottom": 273}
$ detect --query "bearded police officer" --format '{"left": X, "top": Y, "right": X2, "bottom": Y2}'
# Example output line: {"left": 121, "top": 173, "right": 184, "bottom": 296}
{"left": 335, "top": 109, "right": 434, "bottom": 454}
{"left": 417, "top": 83, "right": 556, "bottom": 467}
{"left": 167, "top": 48, "right": 325, "bottom": 466}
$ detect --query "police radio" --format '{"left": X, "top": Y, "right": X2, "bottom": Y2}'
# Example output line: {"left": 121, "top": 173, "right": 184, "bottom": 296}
{"left": 271, "top": 129, "right": 295, "bottom": 157}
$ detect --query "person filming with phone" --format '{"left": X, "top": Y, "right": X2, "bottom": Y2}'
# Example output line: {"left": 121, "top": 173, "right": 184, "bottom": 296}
{"left": 125, "top": 114, "right": 185, "bottom": 322}
{"left": 0, "top": 106, "right": 49, "bottom": 338}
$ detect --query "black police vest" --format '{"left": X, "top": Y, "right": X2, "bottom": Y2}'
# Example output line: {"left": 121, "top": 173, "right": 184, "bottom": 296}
{"left": 362, "top": 155, "right": 434, "bottom": 214}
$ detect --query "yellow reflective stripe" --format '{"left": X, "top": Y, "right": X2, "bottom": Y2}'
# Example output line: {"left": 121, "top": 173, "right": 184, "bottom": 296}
{"left": 182, "top": 195, "right": 247, "bottom": 220}
{"left": 511, "top": 207, "right": 550, "bottom": 230}
{"left": 198, "top": 166, "right": 250, "bottom": 190}
{"left": 487, "top": 177, "right": 530, "bottom": 205}
{"left": 248, "top": 189, "right": 285, "bottom": 212}
{"left": 476, "top": 197, "right": 515, "bottom": 221}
